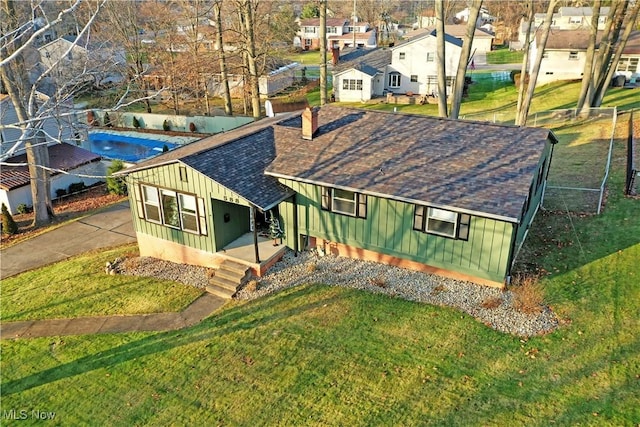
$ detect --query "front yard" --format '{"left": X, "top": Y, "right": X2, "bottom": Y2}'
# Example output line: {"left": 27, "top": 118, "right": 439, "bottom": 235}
{"left": 1, "top": 116, "right": 638, "bottom": 425}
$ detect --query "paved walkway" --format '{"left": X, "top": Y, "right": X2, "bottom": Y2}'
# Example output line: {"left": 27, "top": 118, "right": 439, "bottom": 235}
{"left": 0, "top": 202, "right": 226, "bottom": 340}
{"left": 0, "top": 294, "right": 224, "bottom": 340}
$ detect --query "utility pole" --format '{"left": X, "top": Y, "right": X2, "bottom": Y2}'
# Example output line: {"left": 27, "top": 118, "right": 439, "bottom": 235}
{"left": 320, "top": 0, "right": 327, "bottom": 105}
{"left": 352, "top": 0, "right": 357, "bottom": 48}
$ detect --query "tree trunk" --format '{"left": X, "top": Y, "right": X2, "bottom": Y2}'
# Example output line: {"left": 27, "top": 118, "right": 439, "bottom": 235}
{"left": 589, "top": 2, "right": 625, "bottom": 106}
{"left": 592, "top": 1, "right": 640, "bottom": 107}
{"left": 319, "top": 0, "right": 327, "bottom": 106}
{"left": 435, "top": 0, "right": 447, "bottom": 118}
{"left": 0, "top": 0, "right": 54, "bottom": 226}
{"left": 214, "top": 1, "right": 233, "bottom": 115}
{"left": 449, "top": 0, "right": 483, "bottom": 119}
{"left": 575, "top": 0, "right": 601, "bottom": 112}
{"left": 516, "top": 0, "right": 534, "bottom": 117}
{"left": 241, "top": 0, "right": 261, "bottom": 118}
{"left": 516, "top": 0, "right": 558, "bottom": 126}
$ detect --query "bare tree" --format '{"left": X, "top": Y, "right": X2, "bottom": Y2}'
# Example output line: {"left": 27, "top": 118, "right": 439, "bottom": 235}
{"left": 516, "top": 0, "right": 534, "bottom": 119}
{"left": 575, "top": 0, "right": 601, "bottom": 112}
{"left": 320, "top": 0, "right": 327, "bottom": 106}
{"left": 435, "top": 0, "right": 448, "bottom": 117}
{"left": 591, "top": 1, "right": 639, "bottom": 107}
{"left": 449, "top": 0, "right": 482, "bottom": 119}
{"left": 239, "top": 0, "right": 261, "bottom": 118}
{"left": 516, "top": 0, "right": 558, "bottom": 126}
{"left": 213, "top": 0, "right": 233, "bottom": 115}
{"left": 1, "top": 0, "right": 107, "bottom": 226}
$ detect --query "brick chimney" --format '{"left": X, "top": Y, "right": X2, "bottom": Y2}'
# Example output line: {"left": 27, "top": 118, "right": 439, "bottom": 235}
{"left": 302, "top": 106, "right": 318, "bottom": 140}
{"left": 331, "top": 47, "right": 340, "bottom": 65}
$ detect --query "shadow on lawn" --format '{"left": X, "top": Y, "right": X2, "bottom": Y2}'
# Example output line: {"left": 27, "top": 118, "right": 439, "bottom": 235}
{"left": 1, "top": 285, "right": 343, "bottom": 395}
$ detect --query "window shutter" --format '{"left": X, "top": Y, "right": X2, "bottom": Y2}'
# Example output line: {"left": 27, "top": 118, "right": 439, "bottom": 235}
{"left": 197, "top": 197, "right": 207, "bottom": 236}
{"left": 458, "top": 214, "right": 471, "bottom": 241}
{"left": 134, "top": 184, "right": 144, "bottom": 218}
{"left": 357, "top": 193, "right": 367, "bottom": 218}
{"left": 413, "top": 205, "right": 425, "bottom": 230}
{"left": 321, "top": 187, "right": 331, "bottom": 210}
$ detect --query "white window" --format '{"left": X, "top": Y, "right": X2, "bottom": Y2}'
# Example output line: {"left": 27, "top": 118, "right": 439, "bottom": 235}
{"left": 617, "top": 57, "right": 639, "bottom": 73}
{"left": 342, "top": 79, "right": 363, "bottom": 90}
{"left": 327, "top": 27, "right": 337, "bottom": 34}
{"left": 569, "top": 51, "right": 579, "bottom": 60}
{"left": 321, "top": 187, "right": 366, "bottom": 218}
{"left": 413, "top": 205, "right": 470, "bottom": 240}
{"left": 426, "top": 52, "right": 435, "bottom": 62}
{"left": 569, "top": 17, "right": 582, "bottom": 24}
{"left": 410, "top": 75, "right": 418, "bottom": 82}
{"left": 179, "top": 193, "right": 199, "bottom": 233}
{"left": 142, "top": 185, "right": 161, "bottom": 223}
{"left": 388, "top": 72, "right": 401, "bottom": 87}
{"left": 303, "top": 26, "right": 317, "bottom": 34}
{"left": 140, "top": 184, "right": 206, "bottom": 235}
{"left": 399, "top": 52, "right": 406, "bottom": 60}
{"left": 161, "top": 189, "right": 180, "bottom": 228}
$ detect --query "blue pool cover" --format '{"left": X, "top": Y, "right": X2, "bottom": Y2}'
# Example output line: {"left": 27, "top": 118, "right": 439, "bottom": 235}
{"left": 88, "top": 132, "right": 178, "bottom": 162}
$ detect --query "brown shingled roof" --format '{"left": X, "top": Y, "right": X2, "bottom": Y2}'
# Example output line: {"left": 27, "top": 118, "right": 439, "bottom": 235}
{"left": 1, "top": 143, "right": 101, "bottom": 191}
{"left": 266, "top": 106, "right": 557, "bottom": 222}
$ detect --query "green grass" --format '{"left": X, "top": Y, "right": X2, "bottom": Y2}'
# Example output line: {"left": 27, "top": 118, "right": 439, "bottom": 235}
{"left": 0, "top": 245, "right": 203, "bottom": 321}
{"left": 281, "top": 49, "right": 323, "bottom": 66}
{"left": 1, "top": 73, "right": 639, "bottom": 425}
{"left": 486, "top": 47, "right": 525, "bottom": 65}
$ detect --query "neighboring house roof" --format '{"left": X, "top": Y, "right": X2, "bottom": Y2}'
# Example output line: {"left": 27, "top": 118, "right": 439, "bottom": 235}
{"left": 394, "top": 28, "right": 463, "bottom": 49}
{"left": 333, "top": 48, "right": 392, "bottom": 75}
{"left": 266, "top": 106, "right": 557, "bottom": 222}
{"left": 117, "top": 114, "right": 297, "bottom": 211}
{"left": 622, "top": 31, "right": 640, "bottom": 55}
{"left": 328, "top": 30, "right": 375, "bottom": 42}
{"left": 431, "top": 25, "right": 495, "bottom": 39}
{"left": 0, "top": 143, "right": 101, "bottom": 191}
{"left": 300, "top": 18, "right": 348, "bottom": 27}
{"left": 544, "top": 30, "right": 600, "bottom": 50}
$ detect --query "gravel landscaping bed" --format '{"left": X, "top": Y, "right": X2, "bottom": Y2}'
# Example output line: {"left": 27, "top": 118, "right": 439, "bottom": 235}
{"left": 114, "top": 250, "right": 558, "bottom": 338}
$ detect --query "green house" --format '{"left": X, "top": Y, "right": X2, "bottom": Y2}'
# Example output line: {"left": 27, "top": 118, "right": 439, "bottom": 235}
{"left": 119, "top": 106, "right": 557, "bottom": 291}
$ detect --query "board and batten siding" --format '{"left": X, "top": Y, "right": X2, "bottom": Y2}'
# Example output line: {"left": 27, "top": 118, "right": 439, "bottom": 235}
{"left": 127, "top": 162, "right": 250, "bottom": 254}
{"left": 279, "top": 179, "right": 515, "bottom": 282}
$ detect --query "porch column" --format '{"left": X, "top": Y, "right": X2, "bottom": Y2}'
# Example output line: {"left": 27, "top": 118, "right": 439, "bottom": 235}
{"left": 252, "top": 205, "right": 260, "bottom": 263}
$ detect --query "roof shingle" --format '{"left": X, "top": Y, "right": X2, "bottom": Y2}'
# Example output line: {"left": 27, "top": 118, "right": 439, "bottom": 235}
{"left": 266, "top": 107, "right": 556, "bottom": 222}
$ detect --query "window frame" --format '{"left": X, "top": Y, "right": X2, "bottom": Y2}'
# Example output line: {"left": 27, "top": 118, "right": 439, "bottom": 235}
{"left": 413, "top": 205, "right": 470, "bottom": 241}
{"left": 410, "top": 75, "right": 418, "bottom": 82}
{"left": 399, "top": 52, "right": 406, "bottom": 60}
{"left": 426, "top": 52, "right": 435, "bottom": 62}
{"left": 139, "top": 184, "right": 206, "bottom": 235}
{"left": 388, "top": 72, "right": 401, "bottom": 88}
{"left": 569, "top": 51, "right": 579, "bottom": 60}
{"left": 321, "top": 187, "right": 366, "bottom": 218}
{"left": 342, "top": 78, "right": 363, "bottom": 91}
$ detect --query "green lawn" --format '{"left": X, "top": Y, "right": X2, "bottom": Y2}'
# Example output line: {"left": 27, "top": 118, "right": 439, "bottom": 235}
{"left": 1, "top": 74, "right": 639, "bottom": 425}
{"left": 0, "top": 245, "right": 203, "bottom": 321}
{"left": 486, "top": 47, "right": 525, "bottom": 65}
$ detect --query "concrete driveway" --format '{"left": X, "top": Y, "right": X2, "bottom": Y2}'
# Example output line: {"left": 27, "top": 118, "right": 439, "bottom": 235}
{"left": 0, "top": 202, "right": 136, "bottom": 279}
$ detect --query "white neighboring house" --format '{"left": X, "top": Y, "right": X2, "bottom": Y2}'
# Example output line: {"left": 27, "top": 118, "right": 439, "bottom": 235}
{"left": 38, "top": 35, "right": 126, "bottom": 88}
{"left": 530, "top": 30, "right": 640, "bottom": 86}
{"left": 418, "top": 25, "right": 494, "bottom": 55}
{"left": 455, "top": 6, "right": 496, "bottom": 26}
{"left": 296, "top": 17, "right": 377, "bottom": 51}
{"left": 519, "top": 7, "right": 611, "bottom": 47}
{"left": 0, "top": 96, "right": 105, "bottom": 214}
{"left": 387, "top": 30, "right": 462, "bottom": 96}
{"left": 333, "top": 49, "right": 391, "bottom": 102}
{"left": 332, "top": 30, "right": 464, "bottom": 101}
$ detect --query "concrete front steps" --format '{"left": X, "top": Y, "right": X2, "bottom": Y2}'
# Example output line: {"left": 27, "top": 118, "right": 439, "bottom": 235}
{"left": 206, "top": 259, "right": 250, "bottom": 299}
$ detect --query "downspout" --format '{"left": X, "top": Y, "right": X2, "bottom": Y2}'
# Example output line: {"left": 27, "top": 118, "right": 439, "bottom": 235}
{"left": 292, "top": 194, "right": 299, "bottom": 256}
{"left": 251, "top": 205, "right": 260, "bottom": 263}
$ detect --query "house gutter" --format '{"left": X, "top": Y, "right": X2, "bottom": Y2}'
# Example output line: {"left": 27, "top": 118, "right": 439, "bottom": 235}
{"left": 265, "top": 171, "right": 520, "bottom": 224}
